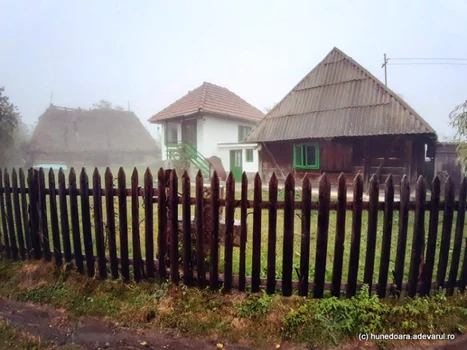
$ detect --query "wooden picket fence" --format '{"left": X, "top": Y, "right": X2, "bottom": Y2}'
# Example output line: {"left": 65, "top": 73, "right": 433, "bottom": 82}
{"left": 0, "top": 166, "right": 466, "bottom": 299}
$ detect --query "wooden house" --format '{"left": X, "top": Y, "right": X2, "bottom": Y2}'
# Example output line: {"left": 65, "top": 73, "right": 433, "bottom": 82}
{"left": 245, "top": 47, "right": 437, "bottom": 185}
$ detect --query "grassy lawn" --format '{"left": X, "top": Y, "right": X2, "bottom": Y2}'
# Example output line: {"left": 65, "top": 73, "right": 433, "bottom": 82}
{"left": 1, "top": 260, "right": 467, "bottom": 349}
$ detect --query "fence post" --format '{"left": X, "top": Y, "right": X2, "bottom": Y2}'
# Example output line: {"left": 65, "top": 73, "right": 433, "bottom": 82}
{"left": 210, "top": 171, "right": 220, "bottom": 290}
{"left": 331, "top": 173, "right": 347, "bottom": 297}
{"left": 5, "top": 169, "right": 19, "bottom": 260}
{"left": 394, "top": 175, "right": 410, "bottom": 294}
{"left": 282, "top": 173, "right": 295, "bottom": 296}
{"left": 132, "top": 168, "right": 144, "bottom": 281}
{"left": 363, "top": 175, "right": 379, "bottom": 294}
{"left": 377, "top": 174, "right": 394, "bottom": 298}
{"left": 93, "top": 168, "right": 107, "bottom": 280}
{"left": 0, "top": 169, "right": 11, "bottom": 258}
{"left": 69, "top": 168, "right": 83, "bottom": 272}
{"left": 252, "top": 173, "right": 262, "bottom": 293}
{"left": 169, "top": 169, "right": 179, "bottom": 284}
{"left": 144, "top": 168, "right": 155, "bottom": 280}
{"left": 57, "top": 169, "right": 71, "bottom": 264}
{"left": 28, "top": 169, "right": 41, "bottom": 260}
{"left": 195, "top": 170, "right": 205, "bottom": 287}
{"left": 12, "top": 169, "right": 26, "bottom": 260}
{"left": 267, "top": 173, "right": 278, "bottom": 295}
{"left": 239, "top": 172, "right": 248, "bottom": 292}
{"left": 157, "top": 168, "right": 167, "bottom": 280}
{"left": 182, "top": 170, "right": 192, "bottom": 286}
{"left": 118, "top": 168, "right": 130, "bottom": 281}
{"left": 299, "top": 175, "right": 311, "bottom": 297}
{"left": 437, "top": 176, "right": 455, "bottom": 289}
{"left": 408, "top": 176, "right": 426, "bottom": 297}
{"left": 48, "top": 169, "right": 62, "bottom": 267}
{"left": 80, "top": 168, "right": 94, "bottom": 277}
{"left": 314, "top": 173, "right": 331, "bottom": 298}
{"left": 347, "top": 173, "right": 363, "bottom": 298}
{"left": 38, "top": 168, "right": 51, "bottom": 261}
{"left": 19, "top": 169, "right": 31, "bottom": 258}
{"left": 223, "top": 172, "right": 235, "bottom": 293}
{"left": 105, "top": 168, "right": 118, "bottom": 279}
{"left": 447, "top": 177, "right": 467, "bottom": 295}
{"left": 420, "top": 175, "right": 441, "bottom": 296}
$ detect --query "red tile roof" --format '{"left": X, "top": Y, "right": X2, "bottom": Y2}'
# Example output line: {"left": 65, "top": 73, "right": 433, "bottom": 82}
{"left": 148, "top": 82, "right": 264, "bottom": 122}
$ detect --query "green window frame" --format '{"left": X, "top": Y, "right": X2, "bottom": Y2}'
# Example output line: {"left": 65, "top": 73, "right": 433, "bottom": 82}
{"left": 293, "top": 143, "right": 320, "bottom": 170}
{"left": 245, "top": 149, "right": 253, "bottom": 162}
{"left": 238, "top": 125, "right": 252, "bottom": 142}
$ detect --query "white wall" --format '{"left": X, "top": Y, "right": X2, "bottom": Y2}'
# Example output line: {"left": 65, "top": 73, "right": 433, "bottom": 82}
{"left": 216, "top": 146, "right": 259, "bottom": 176}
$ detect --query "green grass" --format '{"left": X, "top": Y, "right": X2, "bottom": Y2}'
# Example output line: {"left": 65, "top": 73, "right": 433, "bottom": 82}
{"left": 1, "top": 260, "right": 467, "bottom": 349}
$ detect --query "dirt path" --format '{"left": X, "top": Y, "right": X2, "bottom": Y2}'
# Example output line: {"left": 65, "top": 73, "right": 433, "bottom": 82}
{"left": 0, "top": 298, "right": 253, "bottom": 350}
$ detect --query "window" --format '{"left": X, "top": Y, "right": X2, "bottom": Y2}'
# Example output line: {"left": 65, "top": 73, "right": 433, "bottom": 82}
{"left": 293, "top": 143, "right": 320, "bottom": 169}
{"left": 238, "top": 125, "right": 252, "bottom": 142}
{"left": 246, "top": 149, "right": 253, "bottom": 162}
{"left": 167, "top": 123, "right": 178, "bottom": 143}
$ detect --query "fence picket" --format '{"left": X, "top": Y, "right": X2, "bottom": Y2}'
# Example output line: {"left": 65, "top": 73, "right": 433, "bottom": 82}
{"left": 239, "top": 172, "right": 248, "bottom": 291}
{"left": 4, "top": 169, "right": 18, "bottom": 260}
{"left": 299, "top": 175, "right": 311, "bottom": 297}
{"left": 157, "top": 168, "right": 167, "bottom": 280}
{"left": 210, "top": 171, "right": 220, "bottom": 290}
{"left": 408, "top": 176, "right": 426, "bottom": 297}
{"left": 363, "top": 175, "right": 379, "bottom": 294}
{"left": 27, "top": 169, "right": 41, "bottom": 259}
{"left": 105, "top": 168, "right": 118, "bottom": 279}
{"left": 80, "top": 169, "right": 94, "bottom": 277}
{"left": 38, "top": 168, "right": 51, "bottom": 261}
{"left": 223, "top": 172, "right": 235, "bottom": 293}
{"left": 118, "top": 168, "right": 130, "bottom": 281}
{"left": 182, "top": 170, "right": 192, "bottom": 286}
{"left": 252, "top": 173, "right": 262, "bottom": 293}
{"left": 421, "top": 176, "right": 441, "bottom": 296}
{"left": 12, "top": 169, "right": 26, "bottom": 259}
{"left": 332, "top": 173, "right": 347, "bottom": 297}
{"left": 282, "top": 173, "right": 295, "bottom": 296}
{"left": 437, "top": 177, "right": 455, "bottom": 289}
{"left": 0, "top": 170, "right": 11, "bottom": 258}
{"left": 69, "top": 168, "right": 83, "bottom": 272}
{"left": 394, "top": 175, "right": 410, "bottom": 294}
{"left": 58, "top": 169, "right": 71, "bottom": 264}
{"left": 447, "top": 178, "right": 467, "bottom": 295}
{"left": 132, "top": 168, "right": 143, "bottom": 282}
{"left": 195, "top": 170, "right": 205, "bottom": 287}
{"left": 267, "top": 173, "right": 278, "bottom": 295}
{"left": 48, "top": 169, "right": 62, "bottom": 266}
{"left": 145, "top": 168, "right": 155, "bottom": 280}
{"left": 377, "top": 175, "right": 394, "bottom": 298}
{"left": 347, "top": 174, "right": 363, "bottom": 297}
{"left": 19, "top": 169, "right": 31, "bottom": 258}
{"left": 314, "top": 173, "right": 330, "bottom": 298}
{"left": 93, "top": 169, "right": 107, "bottom": 280}
{"left": 169, "top": 169, "right": 179, "bottom": 284}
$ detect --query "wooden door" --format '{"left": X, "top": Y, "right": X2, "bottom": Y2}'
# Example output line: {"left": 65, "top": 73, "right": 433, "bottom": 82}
{"left": 230, "top": 150, "right": 243, "bottom": 181}
{"left": 181, "top": 120, "right": 197, "bottom": 149}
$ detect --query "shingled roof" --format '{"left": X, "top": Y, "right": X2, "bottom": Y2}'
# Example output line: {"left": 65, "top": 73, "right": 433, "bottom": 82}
{"left": 246, "top": 47, "right": 436, "bottom": 142}
{"left": 148, "top": 82, "right": 264, "bottom": 123}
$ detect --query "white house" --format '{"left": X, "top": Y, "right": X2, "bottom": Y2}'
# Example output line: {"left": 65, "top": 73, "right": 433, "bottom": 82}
{"left": 148, "top": 82, "right": 264, "bottom": 181}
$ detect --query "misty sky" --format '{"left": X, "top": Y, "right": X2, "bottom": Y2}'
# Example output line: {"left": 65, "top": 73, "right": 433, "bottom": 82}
{"left": 1, "top": 0, "right": 466, "bottom": 140}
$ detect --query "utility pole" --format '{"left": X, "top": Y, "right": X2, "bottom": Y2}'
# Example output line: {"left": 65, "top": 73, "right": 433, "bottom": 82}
{"left": 381, "top": 53, "right": 389, "bottom": 86}
{"left": 49, "top": 91, "right": 54, "bottom": 106}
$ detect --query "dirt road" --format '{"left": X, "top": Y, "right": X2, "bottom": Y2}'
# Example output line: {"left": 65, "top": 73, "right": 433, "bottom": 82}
{"left": 0, "top": 298, "right": 253, "bottom": 350}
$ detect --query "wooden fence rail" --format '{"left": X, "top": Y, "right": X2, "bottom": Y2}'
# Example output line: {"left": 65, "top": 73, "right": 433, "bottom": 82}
{"left": 1, "top": 166, "right": 467, "bottom": 298}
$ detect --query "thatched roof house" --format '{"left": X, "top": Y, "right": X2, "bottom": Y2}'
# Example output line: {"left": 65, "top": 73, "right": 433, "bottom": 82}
{"left": 29, "top": 105, "right": 159, "bottom": 167}
{"left": 246, "top": 47, "right": 437, "bottom": 185}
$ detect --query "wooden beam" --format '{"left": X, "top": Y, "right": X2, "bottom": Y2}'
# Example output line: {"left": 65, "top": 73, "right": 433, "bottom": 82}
{"left": 406, "top": 139, "right": 413, "bottom": 183}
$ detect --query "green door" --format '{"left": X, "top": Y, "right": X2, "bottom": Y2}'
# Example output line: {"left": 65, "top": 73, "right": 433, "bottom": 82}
{"left": 230, "top": 150, "right": 243, "bottom": 181}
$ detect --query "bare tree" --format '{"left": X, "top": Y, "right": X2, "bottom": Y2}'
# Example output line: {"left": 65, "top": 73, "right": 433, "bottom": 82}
{"left": 449, "top": 100, "right": 467, "bottom": 174}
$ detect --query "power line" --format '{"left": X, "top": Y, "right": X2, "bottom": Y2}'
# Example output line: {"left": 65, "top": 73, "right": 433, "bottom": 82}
{"left": 389, "top": 57, "right": 467, "bottom": 61}
{"left": 388, "top": 62, "right": 467, "bottom": 66}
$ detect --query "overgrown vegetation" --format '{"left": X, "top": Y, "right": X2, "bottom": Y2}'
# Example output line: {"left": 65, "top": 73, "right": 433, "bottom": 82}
{"left": 449, "top": 99, "right": 467, "bottom": 174}
{"left": 1, "top": 260, "right": 467, "bottom": 349}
